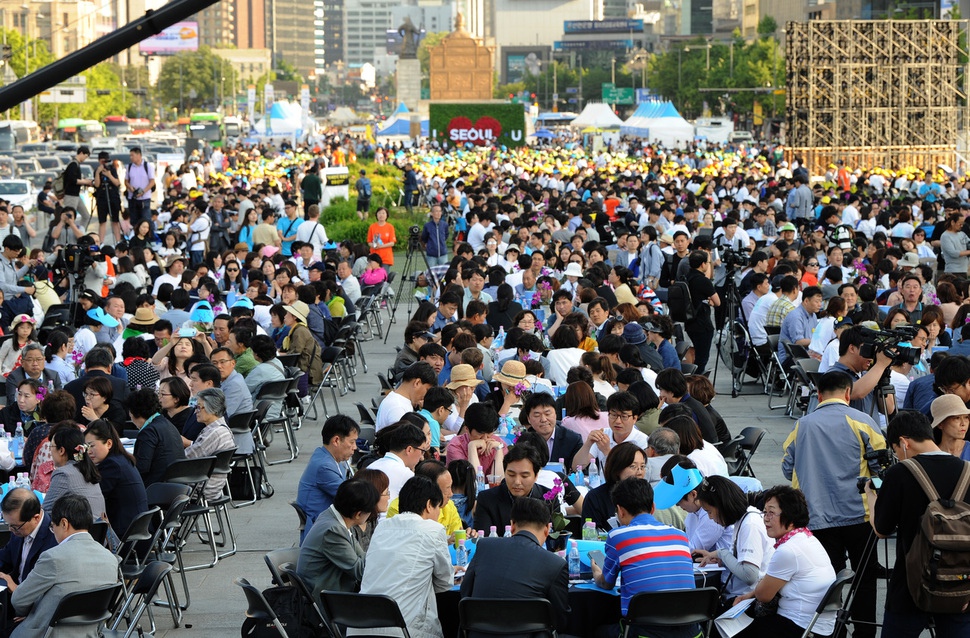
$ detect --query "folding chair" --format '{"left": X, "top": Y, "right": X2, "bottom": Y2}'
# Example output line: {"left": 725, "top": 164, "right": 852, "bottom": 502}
{"left": 734, "top": 426, "right": 766, "bottom": 478}
{"left": 458, "top": 598, "right": 557, "bottom": 637}
{"left": 104, "top": 561, "right": 174, "bottom": 638}
{"left": 308, "top": 346, "right": 345, "bottom": 421}
{"left": 162, "top": 457, "right": 220, "bottom": 571}
{"left": 622, "top": 587, "right": 719, "bottom": 638}
{"left": 234, "top": 578, "right": 289, "bottom": 638}
{"left": 805, "top": 569, "right": 855, "bottom": 638}
{"left": 227, "top": 410, "right": 261, "bottom": 508}
{"left": 355, "top": 402, "right": 376, "bottom": 427}
{"left": 320, "top": 590, "right": 410, "bottom": 638}
{"left": 290, "top": 501, "right": 308, "bottom": 536}
{"left": 765, "top": 335, "right": 792, "bottom": 410}
{"left": 788, "top": 357, "right": 820, "bottom": 418}
{"left": 43, "top": 583, "right": 124, "bottom": 638}
{"left": 255, "top": 380, "right": 299, "bottom": 465}
{"left": 265, "top": 548, "right": 300, "bottom": 586}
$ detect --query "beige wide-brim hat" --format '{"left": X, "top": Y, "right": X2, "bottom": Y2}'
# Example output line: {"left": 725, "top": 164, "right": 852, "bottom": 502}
{"left": 931, "top": 394, "right": 970, "bottom": 429}
{"left": 446, "top": 364, "right": 484, "bottom": 389}
{"left": 492, "top": 360, "right": 530, "bottom": 388}
{"left": 283, "top": 301, "right": 309, "bottom": 324}
{"left": 128, "top": 306, "right": 160, "bottom": 327}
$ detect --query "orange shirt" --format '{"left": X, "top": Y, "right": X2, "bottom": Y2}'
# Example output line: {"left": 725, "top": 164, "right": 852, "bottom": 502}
{"left": 367, "top": 222, "right": 396, "bottom": 265}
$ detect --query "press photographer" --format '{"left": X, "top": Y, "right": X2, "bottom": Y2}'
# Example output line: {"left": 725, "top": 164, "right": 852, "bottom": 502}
{"left": 828, "top": 325, "right": 903, "bottom": 417}
{"left": 93, "top": 151, "right": 122, "bottom": 245}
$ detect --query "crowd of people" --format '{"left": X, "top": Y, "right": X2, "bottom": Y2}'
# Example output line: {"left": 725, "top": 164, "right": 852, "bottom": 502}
{"left": 0, "top": 134, "right": 965, "bottom": 637}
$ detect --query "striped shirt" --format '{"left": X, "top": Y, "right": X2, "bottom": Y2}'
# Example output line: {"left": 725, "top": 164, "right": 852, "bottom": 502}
{"left": 765, "top": 296, "right": 796, "bottom": 328}
{"left": 602, "top": 513, "right": 695, "bottom": 614}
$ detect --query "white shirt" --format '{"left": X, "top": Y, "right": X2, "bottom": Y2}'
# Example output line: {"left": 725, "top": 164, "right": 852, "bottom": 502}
{"left": 685, "top": 507, "right": 733, "bottom": 553}
{"left": 592, "top": 427, "right": 649, "bottom": 467}
{"left": 467, "top": 222, "right": 493, "bottom": 252}
{"left": 366, "top": 452, "right": 414, "bottom": 502}
{"left": 689, "top": 441, "right": 729, "bottom": 477}
{"left": 352, "top": 513, "right": 453, "bottom": 638}
{"left": 819, "top": 339, "right": 840, "bottom": 373}
{"left": 340, "top": 275, "right": 362, "bottom": 304}
{"left": 375, "top": 391, "right": 414, "bottom": 432}
{"left": 768, "top": 533, "right": 838, "bottom": 635}
{"left": 546, "top": 348, "right": 585, "bottom": 387}
{"left": 296, "top": 221, "right": 329, "bottom": 255}
{"left": 20, "top": 511, "right": 44, "bottom": 581}
{"left": 189, "top": 215, "right": 211, "bottom": 251}
{"left": 748, "top": 291, "right": 779, "bottom": 346}
{"left": 723, "top": 507, "right": 774, "bottom": 598}
{"left": 152, "top": 272, "right": 182, "bottom": 296}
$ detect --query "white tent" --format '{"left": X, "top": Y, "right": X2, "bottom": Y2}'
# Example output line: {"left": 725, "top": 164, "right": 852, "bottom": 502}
{"left": 253, "top": 102, "right": 303, "bottom": 134}
{"left": 570, "top": 102, "right": 623, "bottom": 130}
{"left": 620, "top": 101, "right": 695, "bottom": 148}
{"left": 328, "top": 107, "right": 360, "bottom": 125}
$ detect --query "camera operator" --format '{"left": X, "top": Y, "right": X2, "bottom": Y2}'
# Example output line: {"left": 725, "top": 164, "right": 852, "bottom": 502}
{"left": 783, "top": 370, "right": 886, "bottom": 638}
{"left": 684, "top": 250, "right": 720, "bottom": 376}
{"left": 866, "top": 410, "right": 970, "bottom": 637}
{"left": 93, "top": 151, "right": 122, "bottom": 244}
{"left": 49, "top": 208, "right": 85, "bottom": 244}
{"left": 829, "top": 325, "right": 895, "bottom": 417}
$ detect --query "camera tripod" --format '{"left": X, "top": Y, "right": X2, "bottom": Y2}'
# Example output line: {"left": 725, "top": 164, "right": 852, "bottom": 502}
{"left": 383, "top": 228, "right": 440, "bottom": 344}
{"left": 713, "top": 269, "right": 748, "bottom": 397}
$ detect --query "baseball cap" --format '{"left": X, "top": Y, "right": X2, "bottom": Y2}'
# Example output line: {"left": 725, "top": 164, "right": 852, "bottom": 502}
{"left": 308, "top": 261, "right": 327, "bottom": 272}
{"left": 779, "top": 222, "right": 797, "bottom": 233}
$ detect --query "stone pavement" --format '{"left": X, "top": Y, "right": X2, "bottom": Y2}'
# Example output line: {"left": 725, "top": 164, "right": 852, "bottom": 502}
{"left": 155, "top": 316, "right": 897, "bottom": 637}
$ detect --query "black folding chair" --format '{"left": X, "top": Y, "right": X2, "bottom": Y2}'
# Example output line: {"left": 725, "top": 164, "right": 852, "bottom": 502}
{"left": 320, "top": 590, "right": 410, "bottom": 638}
{"left": 234, "top": 578, "right": 289, "bottom": 638}
{"left": 735, "top": 426, "right": 767, "bottom": 478}
{"left": 290, "top": 501, "right": 308, "bottom": 536}
{"left": 42, "top": 582, "right": 124, "bottom": 638}
{"left": 622, "top": 587, "right": 719, "bottom": 638}
{"left": 265, "top": 548, "right": 300, "bottom": 587}
{"left": 458, "top": 598, "right": 557, "bottom": 637}
{"left": 255, "top": 380, "right": 299, "bottom": 465}
{"left": 104, "top": 561, "right": 174, "bottom": 638}
{"left": 806, "top": 568, "right": 855, "bottom": 638}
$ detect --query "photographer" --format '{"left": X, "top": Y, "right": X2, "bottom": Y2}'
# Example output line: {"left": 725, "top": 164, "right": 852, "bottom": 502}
{"left": 782, "top": 370, "right": 886, "bottom": 638}
{"left": 48, "top": 208, "right": 85, "bottom": 245}
{"left": 0, "top": 235, "right": 34, "bottom": 299}
{"left": 830, "top": 325, "right": 895, "bottom": 417}
{"left": 93, "top": 152, "right": 122, "bottom": 244}
{"left": 867, "top": 410, "right": 970, "bottom": 637}
{"left": 684, "top": 250, "right": 720, "bottom": 376}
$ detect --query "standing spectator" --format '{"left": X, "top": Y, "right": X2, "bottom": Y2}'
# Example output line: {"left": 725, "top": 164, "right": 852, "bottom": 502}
{"left": 421, "top": 204, "right": 450, "bottom": 267}
{"left": 295, "top": 415, "right": 359, "bottom": 539}
{"left": 367, "top": 207, "right": 397, "bottom": 269}
{"left": 402, "top": 164, "right": 418, "bottom": 215}
{"left": 300, "top": 163, "right": 322, "bottom": 217}
{"left": 60, "top": 146, "right": 93, "bottom": 229}
{"left": 124, "top": 147, "right": 155, "bottom": 230}
{"left": 684, "top": 250, "right": 719, "bottom": 374}
{"left": 93, "top": 151, "right": 122, "bottom": 243}
{"left": 354, "top": 169, "right": 372, "bottom": 220}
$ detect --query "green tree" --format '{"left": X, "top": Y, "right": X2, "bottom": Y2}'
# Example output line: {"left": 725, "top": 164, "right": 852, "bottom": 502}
{"left": 757, "top": 16, "right": 778, "bottom": 38}
{"left": 275, "top": 57, "right": 302, "bottom": 82}
{"left": 156, "top": 47, "right": 232, "bottom": 114}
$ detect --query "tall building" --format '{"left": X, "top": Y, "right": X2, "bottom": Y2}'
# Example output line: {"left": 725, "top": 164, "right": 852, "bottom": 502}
{"left": 268, "top": 0, "right": 315, "bottom": 76}
{"left": 1, "top": 0, "right": 100, "bottom": 60}
{"left": 343, "top": 0, "right": 396, "bottom": 67}
{"left": 196, "top": 2, "right": 235, "bottom": 47}
{"left": 197, "top": 0, "right": 266, "bottom": 49}
{"left": 835, "top": 0, "right": 939, "bottom": 18}
{"left": 681, "top": 0, "right": 742, "bottom": 35}
{"left": 740, "top": 0, "right": 809, "bottom": 39}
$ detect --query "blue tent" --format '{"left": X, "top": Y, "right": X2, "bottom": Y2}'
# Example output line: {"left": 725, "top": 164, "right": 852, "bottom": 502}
{"left": 377, "top": 117, "right": 428, "bottom": 137}
{"left": 621, "top": 100, "right": 694, "bottom": 147}
{"left": 392, "top": 102, "right": 409, "bottom": 116}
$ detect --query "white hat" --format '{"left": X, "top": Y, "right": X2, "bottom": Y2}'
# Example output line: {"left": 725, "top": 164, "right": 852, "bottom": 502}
{"left": 898, "top": 253, "right": 920, "bottom": 269}
{"left": 563, "top": 263, "right": 583, "bottom": 278}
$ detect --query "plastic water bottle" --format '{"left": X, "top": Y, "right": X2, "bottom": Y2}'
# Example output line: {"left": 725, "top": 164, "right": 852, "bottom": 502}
{"left": 475, "top": 530, "right": 485, "bottom": 544}
{"left": 455, "top": 540, "right": 468, "bottom": 568}
{"left": 498, "top": 418, "right": 508, "bottom": 437}
{"left": 583, "top": 519, "right": 596, "bottom": 541}
{"left": 503, "top": 525, "right": 513, "bottom": 538}
{"left": 13, "top": 423, "right": 24, "bottom": 458}
{"left": 573, "top": 464, "right": 585, "bottom": 489}
{"left": 568, "top": 540, "right": 581, "bottom": 580}
{"left": 6, "top": 477, "right": 15, "bottom": 492}
{"left": 589, "top": 458, "right": 602, "bottom": 488}
{"left": 476, "top": 466, "right": 486, "bottom": 494}
{"left": 494, "top": 326, "right": 506, "bottom": 350}
{"left": 375, "top": 234, "right": 383, "bottom": 247}
{"left": 16, "top": 473, "right": 28, "bottom": 490}
{"left": 489, "top": 525, "right": 499, "bottom": 538}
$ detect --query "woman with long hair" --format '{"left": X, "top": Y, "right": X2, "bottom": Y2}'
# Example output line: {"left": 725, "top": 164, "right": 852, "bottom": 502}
{"left": 152, "top": 335, "right": 206, "bottom": 383}
{"left": 582, "top": 351, "right": 616, "bottom": 398}
{"left": 447, "top": 459, "right": 476, "bottom": 529}
{"left": 85, "top": 419, "right": 148, "bottom": 539}
{"left": 44, "top": 424, "right": 105, "bottom": 520}
{"left": 561, "top": 381, "right": 609, "bottom": 440}
{"left": 581, "top": 442, "right": 646, "bottom": 530}
{"left": 664, "top": 415, "right": 729, "bottom": 478}
{"left": 127, "top": 219, "right": 155, "bottom": 253}
{"left": 238, "top": 206, "right": 259, "bottom": 251}
{"left": 609, "top": 266, "right": 639, "bottom": 306}
{"left": 486, "top": 284, "right": 523, "bottom": 332}
{"left": 221, "top": 258, "right": 247, "bottom": 294}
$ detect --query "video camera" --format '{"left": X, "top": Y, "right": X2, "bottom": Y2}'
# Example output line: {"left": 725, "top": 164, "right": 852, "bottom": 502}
{"left": 856, "top": 448, "right": 896, "bottom": 494}
{"left": 721, "top": 245, "right": 749, "bottom": 270}
{"left": 858, "top": 325, "right": 922, "bottom": 367}
{"left": 58, "top": 236, "right": 103, "bottom": 276}
{"left": 408, "top": 224, "right": 422, "bottom": 251}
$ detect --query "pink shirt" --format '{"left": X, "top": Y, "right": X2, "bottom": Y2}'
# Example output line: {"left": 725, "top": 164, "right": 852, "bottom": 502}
{"left": 445, "top": 433, "right": 508, "bottom": 475}
{"left": 561, "top": 411, "right": 610, "bottom": 441}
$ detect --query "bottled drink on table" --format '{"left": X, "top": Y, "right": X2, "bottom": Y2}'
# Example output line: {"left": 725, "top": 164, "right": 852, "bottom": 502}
{"left": 568, "top": 540, "right": 581, "bottom": 580}
{"left": 455, "top": 540, "right": 468, "bottom": 568}
{"left": 489, "top": 525, "right": 499, "bottom": 538}
{"left": 503, "top": 525, "right": 512, "bottom": 538}
{"left": 588, "top": 458, "right": 602, "bottom": 488}
{"left": 476, "top": 466, "right": 486, "bottom": 493}
{"left": 582, "top": 519, "right": 596, "bottom": 540}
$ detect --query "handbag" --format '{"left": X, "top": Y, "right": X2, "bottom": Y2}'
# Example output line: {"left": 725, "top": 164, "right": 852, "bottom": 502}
{"left": 748, "top": 594, "right": 781, "bottom": 618}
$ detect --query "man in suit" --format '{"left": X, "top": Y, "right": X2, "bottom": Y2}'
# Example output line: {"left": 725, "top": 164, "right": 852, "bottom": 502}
{"left": 10, "top": 494, "right": 119, "bottom": 637}
{"left": 4, "top": 344, "right": 60, "bottom": 405}
{"left": 522, "top": 393, "right": 582, "bottom": 471}
{"left": 461, "top": 497, "right": 570, "bottom": 636}
{"left": 63, "top": 347, "right": 129, "bottom": 423}
{"left": 0, "top": 489, "right": 57, "bottom": 591}
{"left": 474, "top": 446, "right": 550, "bottom": 532}
{"left": 127, "top": 389, "right": 185, "bottom": 486}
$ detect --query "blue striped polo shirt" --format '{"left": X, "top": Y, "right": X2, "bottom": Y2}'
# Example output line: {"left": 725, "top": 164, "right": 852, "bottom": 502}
{"left": 602, "top": 512, "right": 696, "bottom": 614}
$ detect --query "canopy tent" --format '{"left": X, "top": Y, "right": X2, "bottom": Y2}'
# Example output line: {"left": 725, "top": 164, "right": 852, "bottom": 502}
{"left": 253, "top": 101, "right": 304, "bottom": 134}
{"left": 620, "top": 101, "right": 695, "bottom": 148}
{"left": 376, "top": 116, "right": 428, "bottom": 137}
{"left": 391, "top": 102, "right": 409, "bottom": 116}
{"left": 328, "top": 107, "right": 360, "bottom": 125}
{"left": 570, "top": 103, "right": 623, "bottom": 130}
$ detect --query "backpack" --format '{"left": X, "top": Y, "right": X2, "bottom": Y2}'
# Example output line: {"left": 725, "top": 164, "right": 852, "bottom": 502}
{"left": 52, "top": 161, "right": 75, "bottom": 198}
{"left": 359, "top": 178, "right": 371, "bottom": 198}
{"left": 902, "top": 458, "right": 970, "bottom": 614}
{"left": 239, "top": 585, "right": 323, "bottom": 638}
{"left": 667, "top": 281, "right": 695, "bottom": 323}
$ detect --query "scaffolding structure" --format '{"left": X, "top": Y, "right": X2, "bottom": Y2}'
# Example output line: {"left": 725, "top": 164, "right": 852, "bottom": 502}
{"left": 786, "top": 20, "right": 970, "bottom": 174}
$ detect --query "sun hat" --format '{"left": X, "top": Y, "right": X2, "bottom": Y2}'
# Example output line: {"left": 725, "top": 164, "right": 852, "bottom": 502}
{"left": 654, "top": 465, "right": 705, "bottom": 510}
{"left": 234, "top": 242, "right": 250, "bottom": 252}
{"left": 9, "top": 314, "right": 35, "bottom": 331}
{"left": 563, "top": 262, "right": 583, "bottom": 278}
{"left": 86, "top": 307, "right": 119, "bottom": 328}
{"left": 623, "top": 323, "right": 647, "bottom": 345}
{"left": 189, "top": 301, "right": 215, "bottom": 325}
{"left": 231, "top": 297, "right": 255, "bottom": 310}
{"left": 492, "top": 360, "right": 530, "bottom": 388}
{"left": 779, "top": 222, "right": 797, "bottom": 233}
{"left": 128, "top": 307, "right": 160, "bottom": 327}
{"left": 898, "top": 253, "right": 920, "bottom": 269}
{"left": 261, "top": 246, "right": 280, "bottom": 258}
{"left": 659, "top": 233, "right": 675, "bottom": 245}
{"left": 642, "top": 321, "right": 663, "bottom": 334}
{"left": 930, "top": 394, "right": 970, "bottom": 429}
{"left": 446, "top": 364, "right": 484, "bottom": 389}
{"left": 165, "top": 255, "right": 186, "bottom": 270}
{"left": 283, "top": 301, "right": 310, "bottom": 324}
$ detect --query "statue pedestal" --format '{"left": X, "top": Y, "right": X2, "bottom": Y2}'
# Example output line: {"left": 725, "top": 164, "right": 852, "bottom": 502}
{"left": 396, "top": 58, "right": 422, "bottom": 113}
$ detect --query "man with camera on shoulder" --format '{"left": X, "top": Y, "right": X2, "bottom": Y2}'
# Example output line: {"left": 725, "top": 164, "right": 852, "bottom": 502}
{"left": 783, "top": 370, "right": 887, "bottom": 638}
{"left": 828, "top": 325, "right": 896, "bottom": 417}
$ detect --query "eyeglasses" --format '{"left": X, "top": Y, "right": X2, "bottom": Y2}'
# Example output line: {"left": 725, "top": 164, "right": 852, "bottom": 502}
{"left": 22, "top": 357, "right": 44, "bottom": 363}
{"left": 627, "top": 463, "right": 647, "bottom": 472}
{"left": 226, "top": 268, "right": 239, "bottom": 272}
{"left": 7, "top": 520, "right": 27, "bottom": 533}
{"left": 210, "top": 358, "right": 233, "bottom": 366}
{"left": 83, "top": 391, "right": 102, "bottom": 399}
{"left": 763, "top": 510, "right": 780, "bottom": 520}
{"left": 608, "top": 411, "right": 635, "bottom": 421}
{"left": 807, "top": 262, "right": 819, "bottom": 267}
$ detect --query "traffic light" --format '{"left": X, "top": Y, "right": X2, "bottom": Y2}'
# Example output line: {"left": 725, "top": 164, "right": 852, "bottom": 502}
{"left": 1, "top": 45, "right": 11, "bottom": 61}
{"left": 96, "top": 89, "right": 111, "bottom": 96}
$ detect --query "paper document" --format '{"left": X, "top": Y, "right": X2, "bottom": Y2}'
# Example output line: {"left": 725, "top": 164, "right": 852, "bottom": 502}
{"left": 714, "top": 598, "right": 754, "bottom": 638}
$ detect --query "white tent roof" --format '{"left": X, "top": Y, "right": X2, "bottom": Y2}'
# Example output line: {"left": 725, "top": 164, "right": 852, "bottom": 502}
{"left": 328, "top": 107, "right": 360, "bottom": 125}
{"left": 570, "top": 102, "right": 623, "bottom": 129}
{"left": 621, "top": 101, "right": 695, "bottom": 148}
